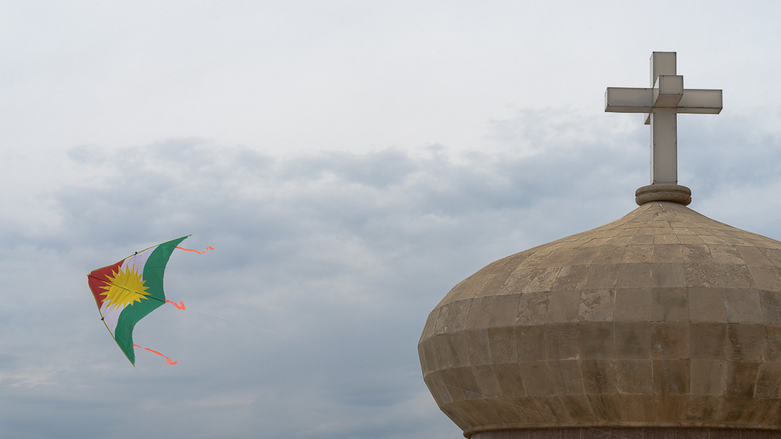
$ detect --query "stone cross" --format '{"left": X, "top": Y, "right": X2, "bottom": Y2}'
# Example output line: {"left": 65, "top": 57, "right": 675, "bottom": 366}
{"left": 605, "top": 52, "right": 722, "bottom": 185}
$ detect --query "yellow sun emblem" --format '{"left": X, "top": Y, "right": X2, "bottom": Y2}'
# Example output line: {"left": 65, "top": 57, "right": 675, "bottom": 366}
{"left": 100, "top": 264, "right": 150, "bottom": 310}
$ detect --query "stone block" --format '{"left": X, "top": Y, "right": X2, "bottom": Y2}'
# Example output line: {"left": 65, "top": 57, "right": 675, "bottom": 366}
{"left": 701, "top": 235, "right": 728, "bottom": 245}
{"left": 755, "top": 362, "right": 781, "bottom": 398}
{"left": 689, "top": 323, "right": 726, "bottom": 359}
{"left": 425, "top": 336, "right": 454, "bottom": 371}
{"left": 517, "top": 292, "right": 550, "bottom": 326}
{"left": 616, "top": 263, "right": 654, "bottom": 289}
{"left": 651, "top": 322, "right": 689, "bottom": 359}
{"left": 724, "top": 289, "right": 763, "bottom": 324}
{"left": 544, "top": 324, "right": 581, "bottom": 360}
{"left": 552, "top": 265, "right": 590, "bottom": 291}
{"left": 482, "top": 271, "right": 516, "bottom": 297}
{"left": 617, "top": 394, "right": 656, "bottom": 422}
{"left": 623, "top": 245, "right": 654, "bottom": 263}
{"left": 523, "top": 267, "right": 563, "bottom": 294}
{"left": 461, "top": 398, "right": 504, "bottom": 426}
{"left": 654, "top": 394, "right": 687, "bottom": 422}
{"left": 616, "top": 360, "right": 653, "bottom": 394}
{"left": 629, "top": 235, "right": 655, "bottom": 245}
{"left": 762, "top": 326, "right": 781, "bottom": 362}
{"left": 578, "top": 289, "right": 615, "bottom": 322}
{"left": 466, "top": 329, "right": 492, "bottom": 366}
{"left": 489, "top": 398, "right": 526, "bottom": 424}
{"left": 465, "top": 297, "right": 494, "bottom": 330}
{"left": 581, "top": 359, "right": 617, "bottom": 394}
{"left": 653, "top": 244, "right": 685, "bottom": 262}
{"left": 530, "top": 396, "right": 573, "bottom": 424}
{"left": 725, "top": 323, "right": 763, "bottom": 361}
{"left": 579, "top": 322, "right": 615, "bottom": 360}
{"left": 517, "top": 325, "right": 547, "bottom": 361}
{"left": 593, "top": 245, "right": 627, "bottom": 264}
{"left": 678, "top": 235, "right": 706, "bottom": 245}
{"left": 682, "top": 244, "right": 711, "bottom": 263}
{"left": 448, "top": 330, "right": 472, "bottom": 367}
{"left": 651, "top": 264, "right": 687, "bottom": 288}
{"left": 723, "top": 361, "right": 760, "bottom": 397}
{"left": 549, "top": 360, "right": 586, "bottom": 395}
{"left": 759, "top": 290, "right": 781, "bottom": 325}
{"left": 569, "top": 247, "right": 602, "bottom": 266}
{"left": 519, "top": 249, "right": 556, "bottom": 268}
{"left": 685, "top": 263, "right": 723, "bottom": 288}
{"left": 737, "top": 245, "right": 775, "bottom": 265}
{"left": 546, "top": 290, "right": 581, "bottom": 324}
{"left": 434, "top": 299, "right": 471, "bottom": 333}
{"left": 584, "top": 264, "right": 620, "bottom": 290}
{"left": 439, "top": 366, "right": 479, "bottom": 401}
{"left": 718, "top": 396, "right": 756, "bottom": 423}
{"left": 489, "top": 294, "right": 521, "bottom": 327}
{"left": 540, "top": 249, "right": 577, "bottom": 267}
{"left": 472, "top": 364, "right": 502, "bottom": 398}
{"left": 747, "top": 265, "right": 781, "bottom": 291}
{"left": 560, "top": 394, "right": 597, "bottom": 422}
{"left": 690, "top": 360, "right": 725, "bottom": 395}
{"left": 684, "top": 395, "right": 721, "bottom": 422}
{"left": 709, "top": 245, "right": 745, "bottom": 264}
{"left": 650, "top": 288, "right": 689, "bottom": 321}
{"left": 587, "top": 394, "right": 620, "bottom": 421}
{"left": 688, "top": 288, "right": 727, "bottom": 323}
{"left": 503, "top": 397, "right": 550, "bottom": 425}
{"left": 654, "top": 234, "right": 681, "bottom": 245}
{"left": 488, "top": 326, "right": 518, "bottom": 364}
{"left": 614, "top": 288, "right": 652, "bottom": 322}
{"left": 760, "top": 248, "right": 781, "bottom": 266}
{"left": 519, "top": 362, "right": 555, "bottom": 396}
{"left": 653, "top": 359, "right": 690, "bottom": 395}
{"left": 615, "top": 322, "right": 652, "bottom": 359}
{"left": 720, "top": 264, "right": 756, "bottom": 289}
{"left": 491, "top": 363, "right": 526, "bottom": 399}
{"left": 499, "top": 266, "right": 533, "bottom": 296}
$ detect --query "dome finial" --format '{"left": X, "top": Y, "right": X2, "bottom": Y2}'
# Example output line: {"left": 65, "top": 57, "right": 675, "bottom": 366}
{"left": 604, "top": 52, "right": 723, "bottom": 205}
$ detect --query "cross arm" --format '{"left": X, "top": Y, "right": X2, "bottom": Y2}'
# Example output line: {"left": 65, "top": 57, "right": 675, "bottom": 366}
{"left": 676, "top": 89, "right": 723, "bottom": 114}
{"left": 604, "top": 87, "right": 653, "bottom": 113}
{"left": 606, "top": 87, "right": 723, "bottom": 114}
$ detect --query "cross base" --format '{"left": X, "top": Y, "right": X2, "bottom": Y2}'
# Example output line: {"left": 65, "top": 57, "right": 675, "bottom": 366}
{"left": 635, "top": 184, "right": 691, "bottom": 206}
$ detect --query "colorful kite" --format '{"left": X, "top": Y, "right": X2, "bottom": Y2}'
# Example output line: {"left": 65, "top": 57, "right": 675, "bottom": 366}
{"left": 87, "top": 235, "right": 194, "bottom": 366}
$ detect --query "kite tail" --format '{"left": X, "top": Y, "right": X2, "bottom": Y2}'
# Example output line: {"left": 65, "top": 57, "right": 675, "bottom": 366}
{"left": 166, "top": 300, "right": 186, "bottom": 310}
{"left": 134, "top": 344, "right": 178, "bottom": 365}
{"left": 176, "top": 246, "right": 214, "bottom": 254}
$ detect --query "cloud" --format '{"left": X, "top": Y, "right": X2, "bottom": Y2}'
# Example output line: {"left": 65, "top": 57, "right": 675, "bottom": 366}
{"left": 2, "top": 104, "right": 780, "bottom": 439}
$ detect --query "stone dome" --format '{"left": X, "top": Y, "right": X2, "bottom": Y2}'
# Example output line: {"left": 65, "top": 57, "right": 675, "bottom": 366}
{"left": 418, "top": 200, "right": 781, "bottom": 438}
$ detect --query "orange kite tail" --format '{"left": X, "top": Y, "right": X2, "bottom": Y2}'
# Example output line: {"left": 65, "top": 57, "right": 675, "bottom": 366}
{"left": 165, "top": 300, "right": 186, "bottom": 310}
{"left": 176, "top": 246, "right": 214, "bottom": 254}
{"left": 133, "top": 344, "right": 178, "bottom": 365}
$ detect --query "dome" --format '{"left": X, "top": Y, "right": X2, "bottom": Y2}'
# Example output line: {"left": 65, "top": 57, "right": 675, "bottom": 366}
{"left": 418, "top": 200, "right": 781, "bottom": 437}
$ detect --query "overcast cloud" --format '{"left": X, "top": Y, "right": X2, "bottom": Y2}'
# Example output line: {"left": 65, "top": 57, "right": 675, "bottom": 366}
{"left": 2, "top": 2, "right": 781, "bottom": 439}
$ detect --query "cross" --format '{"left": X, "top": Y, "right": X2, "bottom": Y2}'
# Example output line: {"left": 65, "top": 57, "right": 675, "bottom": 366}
{"left": 605, "top": 52, "right": 722, "bottom": 185}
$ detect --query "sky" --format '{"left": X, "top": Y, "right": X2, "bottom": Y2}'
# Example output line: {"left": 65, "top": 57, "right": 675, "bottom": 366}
{"left": 2, "top": 1, "right": 781, "bottom": 438}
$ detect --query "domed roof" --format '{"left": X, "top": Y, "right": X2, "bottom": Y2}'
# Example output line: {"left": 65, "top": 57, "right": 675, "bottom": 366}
{"left": 418, "top": 200, "right": 781, "bottom": 437}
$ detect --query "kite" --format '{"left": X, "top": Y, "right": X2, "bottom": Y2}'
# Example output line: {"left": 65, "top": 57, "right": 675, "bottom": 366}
{"left": 87, "top": 235, "right": 201, "bottom": 366}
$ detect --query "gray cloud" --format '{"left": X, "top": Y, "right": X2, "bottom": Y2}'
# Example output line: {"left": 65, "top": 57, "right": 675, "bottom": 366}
{"left": 5, "top": 106, "right": 778, "bottom": 438}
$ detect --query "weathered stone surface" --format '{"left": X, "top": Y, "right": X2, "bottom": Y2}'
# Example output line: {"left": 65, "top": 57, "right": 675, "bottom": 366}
{"left": 473, "top": 429, "right": 781, "bottom": 439}
{"left": 419, "top": 202, "right": 781, "bottom": 437}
